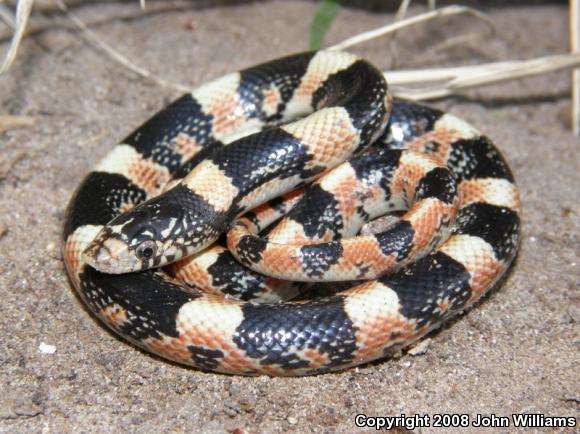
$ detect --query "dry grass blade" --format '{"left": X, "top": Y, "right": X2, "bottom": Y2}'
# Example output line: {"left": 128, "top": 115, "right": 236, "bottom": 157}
{"left": 0, "top": 3, "right": 16, "bottom": 28}
{"left": 379, "top": 0, "right": 412, "bottom": 70}
{"left": 394, "top": 0, "right": 411, "bottom": 21}
{"left": 0, "top": 2, "right": 197, "bottom": 43}
{"left": 2, "top": 0, "right": 578, "bottom": 130}
{"left": 0, "top": 0, "right": 34, "bottom": 74}
{"left": 384, "top": 63, "right": 511, "bottom": 85}
{"left": 387, "top": 53, "right": 580, "bottom": 100}
{"left": 53, "top": 0, "right": 190, "bottom": 92}
{"left": 0, "top": 114, "right": 34, "bottom": 133}
{"left": 571, "top": 0, "right": 579, "bottom": 136}
{"left": 328, "top": 5, "right": 494, "bottom": 51}
{"left": 429, "top": 30, "right": 492, "bottom": 55}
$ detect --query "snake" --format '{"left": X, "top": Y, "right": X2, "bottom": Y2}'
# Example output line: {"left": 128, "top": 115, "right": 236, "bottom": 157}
{"left": 63, "top": 51, "right": 521, "bottom": 376}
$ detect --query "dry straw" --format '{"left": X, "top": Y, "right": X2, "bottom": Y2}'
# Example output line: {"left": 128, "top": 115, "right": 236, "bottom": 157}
{"left": 1, "top": 1, "right": 580, "bottom": 133}
{"left": 0, "top": 114, "right": 34, "bottom": 133}
{"left": 571, "top": 0, "right": 579, "bottom": 135}
{"left": 0, "top": 0, "right": 33, "bottom": 74}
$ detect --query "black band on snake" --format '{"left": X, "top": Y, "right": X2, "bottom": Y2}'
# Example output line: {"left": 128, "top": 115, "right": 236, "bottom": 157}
{"left": 63, "top": 51, "right": 521, "bottom": 376}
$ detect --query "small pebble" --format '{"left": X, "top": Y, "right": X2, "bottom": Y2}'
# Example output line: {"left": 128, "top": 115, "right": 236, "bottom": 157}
{"left": 224, "top": 400, "right": 241, "bottom": 417}
{"left": 408, "top": 338, "right": 431, "bottom": 356}
{"left": 15, "top": 402, "right": 43, "bottom": 417}
{"left": 38, "top": 342, "right": 56, "bottom": 354}
{"left": 287, "top": 416, "right": 298, "bottom": 425}
{"left": 568, "top": 306, "right": 580, "bottom": 323}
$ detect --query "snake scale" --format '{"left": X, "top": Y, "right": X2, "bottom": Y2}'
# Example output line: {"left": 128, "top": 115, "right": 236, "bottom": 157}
{"left": 63, "top": 51, "right": 521, "bottom": 376}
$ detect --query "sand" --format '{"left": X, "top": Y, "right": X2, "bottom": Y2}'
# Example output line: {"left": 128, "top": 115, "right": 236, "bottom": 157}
{"left": 0, "top": 1, "right": 578, "bottom": 432}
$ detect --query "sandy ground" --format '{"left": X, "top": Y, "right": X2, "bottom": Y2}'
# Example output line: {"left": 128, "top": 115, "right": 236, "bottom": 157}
{"left": 0, "top": 1, "right": 578, "bottom": 432}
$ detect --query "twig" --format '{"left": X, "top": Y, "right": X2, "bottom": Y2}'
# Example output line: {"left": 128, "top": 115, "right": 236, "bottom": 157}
{"left": 387, "top": 53, "right": 580, "bottom": 100}
{"left": 0, "top": 0, "right": 34, "bottom": 74}
{"left": 571, "top": 0, "right": 579, "bottom": 136}
{"left": 328, "top": 5, "right": 494, "bottom": 51}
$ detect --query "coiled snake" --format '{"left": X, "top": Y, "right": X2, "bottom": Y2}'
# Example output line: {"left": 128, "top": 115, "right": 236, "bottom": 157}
{"left": 63, "top": 51, "right": 521, "bottom": 376}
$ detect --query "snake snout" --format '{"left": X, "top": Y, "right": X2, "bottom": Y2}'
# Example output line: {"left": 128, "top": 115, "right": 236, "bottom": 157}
{"left": 82, "top": 235, "right": 140, "bottom": 274}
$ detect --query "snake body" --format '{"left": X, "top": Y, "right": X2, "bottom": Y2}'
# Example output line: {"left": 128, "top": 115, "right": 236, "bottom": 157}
{"left": 63, "top": 51, "right": 521, "bottom": 376}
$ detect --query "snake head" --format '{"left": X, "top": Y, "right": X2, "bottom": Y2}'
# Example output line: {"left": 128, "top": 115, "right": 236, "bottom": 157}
{"left": 82, "top": 184, "right": 226, "bottom": 274}
{"left": 82, "top": 225, "right": 165, "bottom": 274}
{"left": 82, "top": 210, "right": 177, "bottom": 274}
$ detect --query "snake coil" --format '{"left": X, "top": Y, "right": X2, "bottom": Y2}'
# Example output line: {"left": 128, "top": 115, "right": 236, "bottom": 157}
{"left": 63, "top": 51, "right": 521, "bottom": 376}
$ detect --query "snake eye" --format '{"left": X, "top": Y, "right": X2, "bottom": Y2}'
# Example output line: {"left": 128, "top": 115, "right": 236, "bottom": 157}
{"left": 136, "top": 241, "right": 157, "bottom": 260}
